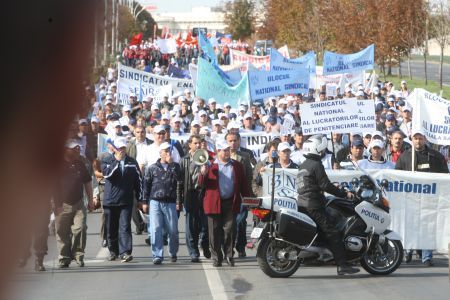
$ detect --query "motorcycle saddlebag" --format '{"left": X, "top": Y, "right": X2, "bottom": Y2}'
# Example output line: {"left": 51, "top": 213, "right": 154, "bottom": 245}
{"left": 276, "top": 209, "right": 317, "bottom": 245}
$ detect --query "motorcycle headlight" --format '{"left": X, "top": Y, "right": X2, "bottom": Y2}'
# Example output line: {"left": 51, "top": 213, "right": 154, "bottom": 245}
{"left": 360, "top": 189, "right": 373, "bottom": 199}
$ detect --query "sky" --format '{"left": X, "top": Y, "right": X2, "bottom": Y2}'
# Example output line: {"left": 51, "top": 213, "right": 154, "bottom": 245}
{"left": 137, "top": 0, "right": 223, "bottom": 13}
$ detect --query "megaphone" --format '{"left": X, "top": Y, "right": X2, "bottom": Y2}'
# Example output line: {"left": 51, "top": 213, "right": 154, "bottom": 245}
{"left": 192, "top": 149, "right": 209, "bottom": 166}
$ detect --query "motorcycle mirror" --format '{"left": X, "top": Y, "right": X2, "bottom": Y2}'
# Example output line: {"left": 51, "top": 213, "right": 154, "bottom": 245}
{"left": 380, "top": 179, "right": 389, "bottom": 188}
{"left": 351, "top": 177, "right": 359, "bottom": 187}
{"left": 341, "top": 182, "right": 349, "bottom": 189}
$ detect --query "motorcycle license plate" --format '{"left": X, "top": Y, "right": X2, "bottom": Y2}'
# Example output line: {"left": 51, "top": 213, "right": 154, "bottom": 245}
{"left": 250, "top": 227, "right": 263, "bottom": 239}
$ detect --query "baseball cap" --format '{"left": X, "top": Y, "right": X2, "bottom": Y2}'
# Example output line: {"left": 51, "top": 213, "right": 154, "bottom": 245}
{"left": 369, "top": 139, "right": 385, "bottom": 150}
{"left": 277, "top": 142, "right": 291, "bottom": 152}
{"left": 91, "top": 116, "right": 100, "bottom": 123}
{"left": 184, "top": 88, "right": 191, "bottom": 94}
{"left": 129, "top": 92, "right": 136, "bottom": 98}
{"left": 371, "top": 130, "right": 385, "bottom": 139}
{"left": 244, "top": 113, "right": 252, "bottom": 119}
{"left": 151, "top": 104, "right": 159, "bottom": 111}
{"left": 154, "top": 125, "right": 166, "bottom": 133}
{"left": 114, "top": 138, "right": 127, "bottom": 149}
{"left": 212, "top": 119, "right": 223, "bottom": 126}
{"left": 162, "top": 112, "right": 170, "bottom": 120}
{"left": 208, "top": 98, "right": 217, "bottom": 105}
{"left": 239, "top": 105, "right": 246, "bottom": 112}
{"left": 159, "top": 142, "right": 171, "bottom": 151}
{"left": 191, "top": 120, "right": 200, "bottom": 127}
{"left": 411, "top": 128, "right": 425, "bottom": 137}
{"left": 268, "top": 116, "right": 277, "bottom": 125}
{"left": 216, "top": 139, "right": 230, "bottom": 151}
{"left": 65, "top": 139, "right": 81, "bottom": 149}
{"left": 356, "top": 91, "right": 364, "bottom": 97}
{"left": 403, "top": 105, "right": 412, "bottom": 112}
{"left": 200, "top": 126, "right": 211, "bottom": 134}
{"left": 106, "top": 94, "right": 113, "bottom": 100}
{"left": 386, "top": 114, "right": 396, "bottom": 121}
{"left": 351, "top": 139, "right": 364, "bottom": 147}
{"left": 78, "top": 119, "right": 88, "bottom": 125}
{"left": 227, "top": 121, "right": 241, "bottom": 130}
{"left": 112, "top": 121, "right": 121, "bottom": 128}
{"left": 294, "top": 127, "right": 303, "bottom": 135}
{"left": 401, "top": 80, "right": 407, "bottom": 85}
{"left": 198, "top": 110, "right": 207, "bottom": 117}
{"left": 172, "top": 116, "right": 181, "bottom": 123}
{"left": 143, "top": 95, "right": 152, "bottom": 102}
{"left": 122, "top": 105, "right": 131, "bottom": 112}
{"left": 219, "top": 113, "right": 229, "bottom": 119}
{"left": 105, "top": 99, "right": 113, "bottom": 105}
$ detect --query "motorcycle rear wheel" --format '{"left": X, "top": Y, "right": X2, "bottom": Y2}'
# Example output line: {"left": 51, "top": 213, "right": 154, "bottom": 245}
{"left": 360, "top": 239, "right": 403, "bottom": 275}
{"left": 257, "top": 236, "right": 301, "bottom": 278}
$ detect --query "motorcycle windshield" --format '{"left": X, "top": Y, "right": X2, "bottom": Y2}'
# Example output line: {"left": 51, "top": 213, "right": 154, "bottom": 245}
{"left": 351, "top": 160, "right": 382, "bottom": 190}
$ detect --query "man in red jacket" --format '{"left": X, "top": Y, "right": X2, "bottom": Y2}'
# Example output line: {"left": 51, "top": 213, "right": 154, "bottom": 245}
{"left": 199, "top": 139, "right": 251, "bottom": 267}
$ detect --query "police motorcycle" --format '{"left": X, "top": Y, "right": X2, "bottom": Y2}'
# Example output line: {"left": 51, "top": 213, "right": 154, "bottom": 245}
{"left": 243, "top": 155, "right": 403, "bottom": 278}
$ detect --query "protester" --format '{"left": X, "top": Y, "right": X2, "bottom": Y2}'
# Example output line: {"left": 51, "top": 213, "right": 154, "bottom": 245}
{"left": 395, "top": 129, "right": 448, "bottom": 267}
{"left": 357, "top": 139, "right": 395, "bottom": 169}
{"left": 53, "top": 140, "right": 95, "bottom": 268}
{"left": 198, "top": 139, "right": 251, "bottom": 267}
{"left": 101, "top": 138, "right": 142, "bottom": 263}
{"left": 180, "top": 135, "right": 211, "bottom": 262}
{"left": 143, "top": 142, "right": 182, "bottom": 264}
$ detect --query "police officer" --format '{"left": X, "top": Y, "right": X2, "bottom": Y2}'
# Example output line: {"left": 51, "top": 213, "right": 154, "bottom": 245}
{"left": 297, "top": 134, "right": 360, "bottom": 275}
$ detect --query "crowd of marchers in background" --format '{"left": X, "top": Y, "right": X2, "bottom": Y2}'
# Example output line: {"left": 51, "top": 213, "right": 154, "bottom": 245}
{"left": 19, "top": 54, "right": 448, "bottom": 273}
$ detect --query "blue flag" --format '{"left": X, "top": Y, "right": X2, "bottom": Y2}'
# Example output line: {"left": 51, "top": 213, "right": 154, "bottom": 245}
{"left": 270, "top": 49, "right": 316, "bottom": 74}
{"left": 323, "top": 44, "right": 375, "bottom": 75}
{"left": 196, "top": 57, "right": 249, "bottom": 107}
{"left": 198, "top": 31, "right": 218, "bottom": 65}
{"left": 168, "top": 64, "right": 191, "bottom": 79}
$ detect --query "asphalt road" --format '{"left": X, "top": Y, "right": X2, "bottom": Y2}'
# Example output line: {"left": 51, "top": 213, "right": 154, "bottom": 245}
{"left": 389, "top": 60, "right": 450, "bottom": 86}
{"left": 9, "top": 211, "right": 450, "bottom": 300}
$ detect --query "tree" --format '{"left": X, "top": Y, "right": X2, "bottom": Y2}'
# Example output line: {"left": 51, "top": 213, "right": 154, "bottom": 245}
{"left": 224, "top": 0, "right": 256, "bottom": 41}
{"left": 430, "top": 1, "right": 450, "bottom": 89}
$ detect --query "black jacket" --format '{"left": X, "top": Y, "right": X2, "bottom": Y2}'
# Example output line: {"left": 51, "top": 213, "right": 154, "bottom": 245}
{"left": 297, "top": 153, "right": 346, "bottom": 209}
{"left": 180, "top": 154, "right": 202, "bottom": 210}
{"left": 395, "top": 146, "right": 448, "bottom": 173}
{"left": 144, "top": 159, "right": 183, "bottom": 203}
{"left": 101, "top": 154, "right": 142, "bottom": 206}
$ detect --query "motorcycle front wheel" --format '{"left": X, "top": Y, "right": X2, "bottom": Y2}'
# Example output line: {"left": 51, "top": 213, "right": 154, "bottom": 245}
{"left": 360, "top": 238, "right": 404, "bottom": 275}
{"left": 257, "top": 236, "right": 301, "bottom": 278}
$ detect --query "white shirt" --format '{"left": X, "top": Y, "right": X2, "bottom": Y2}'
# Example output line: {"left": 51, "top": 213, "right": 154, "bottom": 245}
{"left": 135, "top": 140, "right": 150, "bottom": 167}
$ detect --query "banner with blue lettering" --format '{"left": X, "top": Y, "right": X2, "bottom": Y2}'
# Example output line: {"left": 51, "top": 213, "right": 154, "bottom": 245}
{"left": 117, "top": 63, "right": 193, "bottom": 103}
{"left": 410, "top": 88, "right": 450, "bottom": 145}
{"left": 196, "top": 57, "right": 250, "bottom": 107}
{"left": 262, "top": 168, "right": 450, "bottom": 250}
{"left": 270, "top": 49, "right": 316, "bottom": 74}
{"left": 323, "top": 44, "right": 375, "bottom": 75}
{"left": 248, "top": 67, "right": 309, "bottom": 100}
{"left": 198, "top": 31, "right": 218, "bottom": 65}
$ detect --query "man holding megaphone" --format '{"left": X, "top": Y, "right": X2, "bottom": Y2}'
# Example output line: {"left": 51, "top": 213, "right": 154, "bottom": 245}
{"left": 198, "top": 139, "right": 251, "bottom": 268}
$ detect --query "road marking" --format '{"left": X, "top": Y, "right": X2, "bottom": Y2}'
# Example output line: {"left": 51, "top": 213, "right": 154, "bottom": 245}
{"left": 201, "top": 261, "right": 229, "bottom": 300}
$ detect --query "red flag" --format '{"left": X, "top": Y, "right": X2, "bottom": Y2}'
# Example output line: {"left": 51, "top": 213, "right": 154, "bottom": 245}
{"left": 130, "top": 33, "right": 143, "bottom": 46}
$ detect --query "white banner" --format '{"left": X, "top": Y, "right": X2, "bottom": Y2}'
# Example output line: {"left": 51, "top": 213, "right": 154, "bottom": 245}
{"left": 117, "top": 63, "right": 194, "bottom": 104}
{"left": 230, "top": 49, "right": 270, "bottom": 71}
{"left": 357, "top": 99, "right": 376, "bottom": 131}
{"left": 313, "top": 66, "right": 364, "bottom": 90}
{"left": 156, "top": 38, "right": 177, "bottom": 54}
{"left": 300, "top": 99, "right": 360, "bottom": 135}
{"left": 240, "top": 131, "right": 278, "bottom": 161}
{"left": 411, "top": 88, "right": 450, "bottom": 145}
{"left": 262, "top": 168, "right": 450, "bottom": 250}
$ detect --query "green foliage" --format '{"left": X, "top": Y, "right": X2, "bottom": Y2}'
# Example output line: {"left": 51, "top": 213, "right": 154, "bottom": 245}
{"left": 224, "top": 0, "right": 256, "bottom": 40}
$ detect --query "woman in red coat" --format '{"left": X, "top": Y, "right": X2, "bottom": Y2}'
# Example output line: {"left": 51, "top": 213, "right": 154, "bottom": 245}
{"left": 198, "top": 139, "right": 251, "bottom": 267}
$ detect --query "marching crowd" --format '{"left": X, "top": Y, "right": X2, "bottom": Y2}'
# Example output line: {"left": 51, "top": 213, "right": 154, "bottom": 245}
{"left": 19, "top": 58, "right": 448, "bottom": 273}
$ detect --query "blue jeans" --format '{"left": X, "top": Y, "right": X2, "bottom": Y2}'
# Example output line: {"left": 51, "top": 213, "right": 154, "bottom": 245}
{"left": 148, "top": 200, "right": 179, "bottom": 260}
{"left": 421, "top": 250, "right": 433, "bottom": 263}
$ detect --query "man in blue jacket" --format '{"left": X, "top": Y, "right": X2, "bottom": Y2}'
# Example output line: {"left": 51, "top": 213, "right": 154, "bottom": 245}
{"left": 143, "top": 142, "right": 183, "bottom": 264}
{"left": 102, "top": 138, "right": 142, "bottom": 263}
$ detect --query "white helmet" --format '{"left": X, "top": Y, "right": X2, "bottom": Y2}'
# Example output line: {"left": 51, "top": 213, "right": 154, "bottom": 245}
{"left": 303, "top": 134, "right": 328, "bottom": 156}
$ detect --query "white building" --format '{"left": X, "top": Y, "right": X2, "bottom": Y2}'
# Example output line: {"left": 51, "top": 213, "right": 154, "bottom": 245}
{"left": 152, "top": 6, "right": 226, "bottom": 35}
